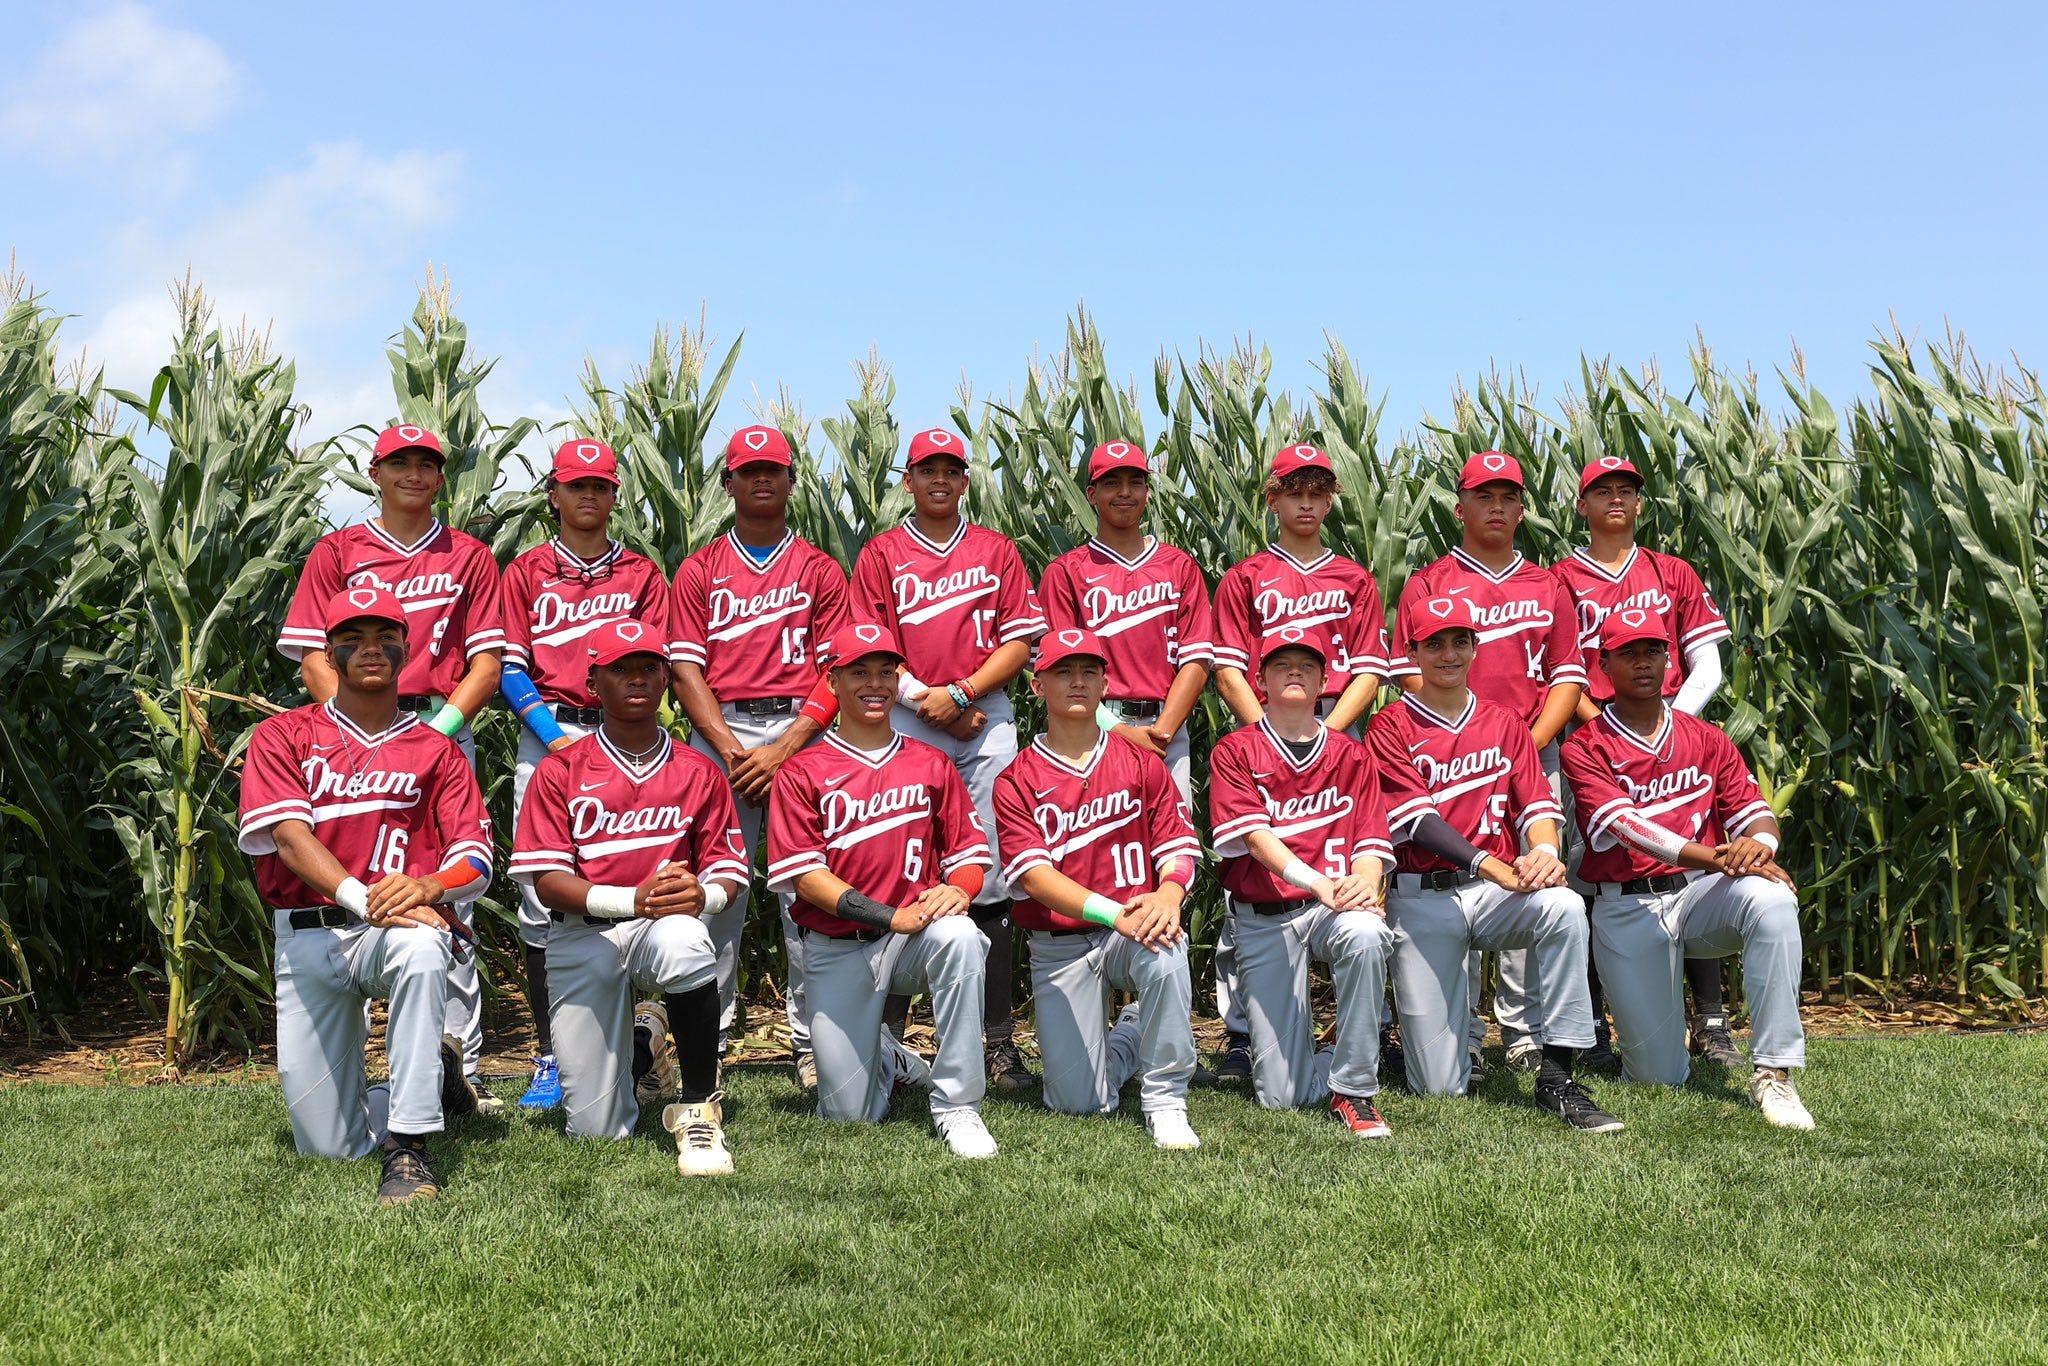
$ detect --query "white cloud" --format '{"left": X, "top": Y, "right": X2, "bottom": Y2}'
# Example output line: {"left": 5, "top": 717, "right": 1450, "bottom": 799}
{"left": 0, "top": 2, "right": 240, "bottom": 162}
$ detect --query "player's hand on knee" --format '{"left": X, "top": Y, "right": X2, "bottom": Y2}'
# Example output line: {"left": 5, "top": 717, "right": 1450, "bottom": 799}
{"left": 364, "top": 873, "right": 434, "bottom": 924}
{"left": 1116, "top": 891, "right": 1185, "bottom": 949}
{"left": 1476, "top": 855, "right": 1530, "bottom": 894}
{"left": 639, "top": 862, "right": 703, "bottom": 918}
{"left": 888, "top": 903, "right": 933, "bottom": 933}
{"left": 1716, "top": 836, "right": 1776, "bottom": 877}
{"left": 910, "top": 884, "right": 970, "bottom": 920}
{"left": 1512, "top": 849, "right": 1567, "bottom": 890}
{"left": 1330, "top": 874, "right": 1383, "bottom": 915}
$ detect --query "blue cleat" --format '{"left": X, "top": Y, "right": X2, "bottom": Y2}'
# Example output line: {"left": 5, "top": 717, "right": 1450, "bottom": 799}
{"left": 518, "top": 1055, "right": 562, "bottom": 1110}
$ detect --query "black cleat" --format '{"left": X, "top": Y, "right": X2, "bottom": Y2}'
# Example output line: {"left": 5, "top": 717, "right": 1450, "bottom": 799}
{"left": 986, "top": 1038, "right": 1036, "bottom": 1092}
{"left": 438, "top": 1034, "right": 476, "bottom": 1120}
{"left": 377, "top": 1142, "right": 440, "bottom": 1206}
{"left": 1535, "top": 1076, "right": 1625, "bottom": 1133}
{"left": 1689, "top": 1012, "right": 1743, "bottom": 1068}
{"left": 1580, "top": 1018, "right": 1622, "bottom": 1075}
{"left": 1214, "top": 1031, "right": 1253, "bottom": 1080}
{"left": 1377, "top": 1023, "right": 1405, "bottom": 1085}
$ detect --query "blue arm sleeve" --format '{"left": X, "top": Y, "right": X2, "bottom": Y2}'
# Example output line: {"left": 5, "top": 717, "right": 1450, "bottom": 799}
{"left": 501, "top": 662, "right": 568, "bottom": 746}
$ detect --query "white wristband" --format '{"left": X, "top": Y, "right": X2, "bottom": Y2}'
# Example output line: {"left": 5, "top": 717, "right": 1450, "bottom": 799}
{"left": 1752, "top": 831, "right": 1780, "bottom": 853}
{"left": 1281, "top": 859, "right": 1322, "bottom": 891}
{"left": 896, "top": 670, "right": 929, "bottom": 705}
{"left": 1532, "top": 843, "right": 1560, "bottom": 859}
{"left": 334, "top": 877, "right": 369, "bottom": 915}
{"left": 584, "top": 884, "right": 638, "bottom": 919}
{"left": 701, "top": 883, "right": 730, "bottom": 916}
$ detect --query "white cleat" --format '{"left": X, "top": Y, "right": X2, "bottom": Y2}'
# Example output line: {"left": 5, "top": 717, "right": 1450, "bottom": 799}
{"left": 664, "top": 1093, "right": 735, "bottom": 1177}
{"left": 1747, "top": 1067, "right": 1815, "bottom": 1130}
{"left": 1145, "top": 1107, "right": 1201, "bottom": 1151}
{"left": 934, "top": 1108, "right": 999, "bottom": 1159}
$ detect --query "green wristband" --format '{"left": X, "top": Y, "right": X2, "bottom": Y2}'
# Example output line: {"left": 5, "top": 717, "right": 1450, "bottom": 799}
{"left": 1079, "top": 893, "right": 1121, "bottom": 928}
{"left": 428, "top": 700, "right": 466, "bottom": 737}
{"left": 1094, "top": 702, "right": 1122, "bottom": 732}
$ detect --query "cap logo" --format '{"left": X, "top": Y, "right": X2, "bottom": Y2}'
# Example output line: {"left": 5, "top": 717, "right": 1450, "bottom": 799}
{"left": 348, "top": 587, "right": 380, "bottom": 609}
{"left": 1483, "top": 454, "right": 1507, "bottom": 473}
{"left": 399, "top": 425, "right": 423, "bottom": 443}
{"left": 574, "top": 442, "right": 603, "bottom": 465}
{"left": 1281, "top": 627, "right": 1307, "bottom": 643}
{"left": 1601, "top": 456, "right": 1624, "bottom": 469}
{"left": 1107, "top": 442, "right": 1131, "bottom": 459}
{"left": 855, "top": 624, "right": 882, "bottom": 644}
{"left": 925, "top": 431, "right": 951, "bottom": 446}
{"left": 1620, "top": 609, "right": 1648, "bottom": 628}
{"left": 1059, "top": 629, "right": 1084, "bottom": 647}
{"left": 744, "top": 430, "right": 770, "bottom": 452}
{"left": 616, "top": 621, "right": 644, "bottom": 642}
{"left": 1427, "top": 597, "right": 1456, "bottom": 619}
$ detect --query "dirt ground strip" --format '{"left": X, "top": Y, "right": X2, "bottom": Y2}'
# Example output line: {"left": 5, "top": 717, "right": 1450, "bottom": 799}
{"left": 1, "top": 977, "right": 2041, "bottom": 1088}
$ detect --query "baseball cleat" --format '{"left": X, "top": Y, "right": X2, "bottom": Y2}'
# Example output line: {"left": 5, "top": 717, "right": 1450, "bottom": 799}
{"left": 632, "top": 1001, "right": 677, "bottom": 1106}
{"left": 1215, "top": 1031, "right": 1253, "bottom": 1081}
{"left": 986, "top": 1037, "right": 1035, "bottom": 1092}
{"left": 1146, "top": 1107, "right": 1201, "bottom": 1151}
{"left": 1535, "top": 1076, "right": 1625, "bottom": 1133}
{"left": 1377, "top": 1023, "right": 1405, "bottom": 1085}
{"left": 794, "top": 1049, "right": 818, "bottom": 1093}
{"left": 1466, "top": 1045, "right": 1486, "bottom": 1091}
{"left": 1747, "top": 1067, "right": 1815, "bottom": 1130}
{"left": 467, "top": 1077, "right": 505, "bottom": 1117}
{"left": 1579, "top": 1020, "right": 1622, "bottom": 1076}
{"left": 663, "top": 1093, "right": 735, "bottom": 1177}
{"left": 1330, "top": 1092, "right": 1392, "bottom": 1139}
{"left": 1690, "top": 1012, "right": 1744, "bottom": 1068}
{"left": 1502, "top": 1027, "right": 1543, "bottom": 1073}
{"left": 438, "top": 1035, "right": 477, "bottom": 1120}
{"left": 376, "top": 1143, "right": 440, "bottom": 1206}
{"left": 518, "top": 1055, "right": 562, "bottom": 1110}
{"left": 934, "top": 1108, "right": 999, "bottom": 1159}
{"left": 887, "top": 1035, "right": 933, "bottom": 1094}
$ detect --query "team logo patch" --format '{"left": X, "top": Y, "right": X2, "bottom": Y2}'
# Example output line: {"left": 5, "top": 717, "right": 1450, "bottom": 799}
{"left": 615, "top": 621, "right": 646, "bottom": 642}
{"left": 1107, "top": 442, "right": 1131, "bottom": 458}
{"left": 855, "top": 623, "right": 883, "bottom": 644}
{"left": 1280, "top": 626, "right": 1308, "bottom": 643}
{"left": 1058, "top": 628, "right": 1084, "bottom": 646}
{"left": 574, "top": 442, "right": 603, "bottom": 464}
{"left": 1601, "top": 456, "right": 1624, "bottom": 469}
{"left": 925, "top": 430, "right": 952, "bottom": 446}
{"left": 745, "top": 430, "right": 770, "bottom": 451}
{"left": 1483, "top": 453, "right": 1507, "bottom": 473}
{"left": 1619, "top": 609, "right": 1648, "bottom": 628}
{"left": 348, "top": 587, "right": 380, "bottom": 609}
{"left": 1428, "top": 596, "right": 1456, "bottom": 619}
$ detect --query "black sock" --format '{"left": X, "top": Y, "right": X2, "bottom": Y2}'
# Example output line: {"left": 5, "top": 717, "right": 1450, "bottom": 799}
{"left": 1539, "top": 1044, "right": 1575, "bottom": 1086}
{"left": 972, "top": 902, "right": 1014, "bottom": 1045}
{"left": 667, "top": 984, "right": 722, "bottom": 1104}
{"left": 1686, "top": 957, "right": 1725, "bottom": 1014}
{"left": 524, "top": 943, "right": 554, "bottom": 1057}
{"left": 882, "top": 993, "right": 911, "bottom": 1042}
{"left": 384, "top": 1131, "right": 426, "bottom": 1151}
{"left": 1586, "top": 955, "right": 1607, "bottom": 1022}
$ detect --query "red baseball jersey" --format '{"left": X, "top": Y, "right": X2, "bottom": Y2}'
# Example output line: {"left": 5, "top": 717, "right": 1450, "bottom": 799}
{"left": 766, "top": 732, "right": 993, "bottom": 936}
{"left": 508, "top": 729, "right": 749, "bottom": 891}
{"left": 672, "top": 530, "right": 851, "bottom": 700}
{"left": 1208, "top": 722, "right": 1394, "bottom": 903}
{"left": 1212, "top": 546, "right": 1390, "bottom": 698}
{"left": 1561, "top": 706, "right": 1774, "bottom": 884}
{"left": 237, "top": 702, "right": 493, "bottom": 910}
{"left": 1036, "top": 538, "right": 1215, "bottom": 702}
{"left": 1365, "top": 692, "right": 1564, "bottom": 874}
{"left": 848, "top": 521, "right": 1045, "bottom": 682}
{"left": 278, "top": 521, "right": 506, "bottom": 699}
{"left": 992, "top": 733, "right": 1202, "bottom": 932}
{"left": 1388, "top": 549, "right": 1585, "bottom": 726}
{"left": 501, "top": 539, "right": 676, "bottom": 707}
{"left": 1551, "top": 547, "right": 1732, "bottom": 703}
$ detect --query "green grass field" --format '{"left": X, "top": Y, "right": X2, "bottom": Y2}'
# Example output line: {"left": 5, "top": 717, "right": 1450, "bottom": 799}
{"left": 1, "top": 1033, "right": 2043, "bottom": 1364}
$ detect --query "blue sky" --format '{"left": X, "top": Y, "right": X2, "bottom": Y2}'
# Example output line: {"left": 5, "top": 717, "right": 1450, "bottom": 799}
{"left": 5, "top": 1, "right": 2044, "bottom": 484}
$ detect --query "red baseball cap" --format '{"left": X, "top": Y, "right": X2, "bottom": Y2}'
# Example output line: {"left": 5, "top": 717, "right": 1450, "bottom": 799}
{"left": 1458, "top": 450, "right": 1524, "bottom": 490}
{"left": 1258, "top": 626, "right": 1329, "bottom": 668}
{"left": 1271, "top": 444, "right": 1334, "bottom": 480}
{"left": 551, "top": 438, "right": 620, "bottom": 486}
{"left": 726, "top": 425, "right": 794, "bottom": 470}
{"left": 587, "top": 619, "right": 665, "bottom": 667}
{"left": 821, "top": 621, "right": 906, "bottom": 668}
{"left": 905, "top": 427, "right": 967, "bottom": 468}
{"left": 1034, "top": 626, "right": 1110, "bottom": 672}
{"left": 323, "top": 585, "right": 407, "bottom": 633}
{"left": 1598, "top": 607, "right": 1670, "bottom": 653}
{"left": 1398, "top": 592, "right": 1475, "bottom": 645}
{"left": 1087, "top": 441, "right": 1149, "bottom": 483}
{"left": 371, "top": 424, "right": 444, "bottom": 466}
{"left": 1578, "top": 455, "right": 1644, "bottom": 495}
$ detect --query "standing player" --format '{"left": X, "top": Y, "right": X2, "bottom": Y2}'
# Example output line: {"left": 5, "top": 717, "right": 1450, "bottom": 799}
{"left": 1208, "top": 444, "right": 1392, "bottom": 1081}
{"left": 1555, "top": 455, "right": 1739, "bottom": 1068}
{"left": 849, "top": 427, "right": 1045, "bottom": 1090}
{"left": 672, "top": 425, "right": 850, "bottom": 1085}
{"left": 766, "top": 623, "right": 1000, "bottom": 1158}
{"left": 276, "top": 423, "right": 506, "bottom": 1112}
{"left": 238, "top": 587, "right": 496, "bottom": 1205}
{"left": 509, "top": 621, "right": 750, "bottom": 1173}
{"left": 1366, "top": 608, "right": 1620, "bottom": 1130}
{"left": 1389, "top": 451, "right": 1584, "bottom": 1072}
{"left": 992, "top": 628, "right": 1204, "bottom": 1151}
{"left": 500, "top": 438, "right": 677, "bottom": 1110}
{"left": 1035, "top": 441, "right": 1214, "bottom": 798}
{"left": 1208, "top": 632, "right": 1396, "bottom": 1136}
{"left": 1562, "top": 611, "right": 1814, "bottom": 1129}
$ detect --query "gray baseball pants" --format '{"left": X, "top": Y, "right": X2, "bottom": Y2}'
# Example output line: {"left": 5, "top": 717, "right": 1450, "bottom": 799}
{"left": 442, "top": 722, "right": 483, "bottom": 1077}
{"left": 512, "top": 716, "right": 595, "bottom": 948}
{"left": 1027, "top": 929, "right": 1195, "bottom": 1116}
{"left": 1390, "top": 879, "right": 1593, "bottom": 1096}
{"left": 272, "top": 910, "right": 452, "bottom": 1159}
{"left": 1229, "top": 898, "right": 1392, "bottom": 1108}
{"left": 1470, "top": 742, "right": 1567, "bottom": 1049}
{"left": 805, "top": 916, "right": 989, "bottom": 1123}
{"left": 893, "top": 694, "right": 1018, "bottom": 903}
{"left": 545, "top": 911, "right": 718, "bottom": 1140}
{"left": 1590, "top": 872, "right": 1805, "bottom": 1085}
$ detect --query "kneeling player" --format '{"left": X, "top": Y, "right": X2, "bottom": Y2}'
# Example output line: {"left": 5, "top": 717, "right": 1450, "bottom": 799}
{"left": 1208, "top": 632, "right": 1395, "bottom": 1136}
{"left": 1366, "top": 614, "right": 1619, "bottom": 1131}
{"left": 237, "top": 587, "right": 495, "bottom": 1205}
{"left": 767, "top": 623, "right": 1000, "bottom": 1159}
{"left": 1561, "top": 610, "right": 1813, "bottom": 1129}
{"left": 993, "top": 629, "right": 1203, "bottom": 1150}
{"left": 509, "top": 621, "right": 749, "bottom": 1175}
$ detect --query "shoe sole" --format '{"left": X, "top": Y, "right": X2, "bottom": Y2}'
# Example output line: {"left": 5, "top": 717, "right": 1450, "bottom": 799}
{"left": 678, "top": 1157, "right": 736, "bottom": 1177}
{"left": 376, "top": 1187, "right": 439, "bottom": 1207}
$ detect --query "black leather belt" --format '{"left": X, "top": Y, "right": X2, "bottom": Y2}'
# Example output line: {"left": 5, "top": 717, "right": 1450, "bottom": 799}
{"left": 1112, "top": 700, "right": 1164, "bottom": 720}
{"left": 799, "top": 925, "right": 888, "bottom": 943}
{"left": 554, "top": 703, "right": 603, "bottom": 726}
{"left": 397, "top": 694, "right": 434, "bottom": 713}
{"left": 1044, "top": 926, "right": 1097, "bottom": 938}
{"left": 288, "top": 907, "right": 356, "bottom": 930}
{"left": 1399, "top": 869, "right": 1480, "bottom": 892}
{"left": 734, "top": 697, "right": 795, "bottom": 716}
{"left": 1246, "top": 897, "right": 1314, "bottom": 916}
{"left": 1619, "top": 873, "right": 1692, "bottom": 895}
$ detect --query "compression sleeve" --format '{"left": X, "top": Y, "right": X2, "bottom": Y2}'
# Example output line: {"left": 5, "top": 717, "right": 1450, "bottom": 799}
{"left": 1406, "top": 812, "right": 1489, "bottom": 872}
{"left": 1672, "top": 641, "right": 1724, "bottom": 716}
{"left": 945, "top": 865, "right": 985, "bottom": 900}
{"left": 799, "top": 672, "right": 839, "bottom": 727}
{"left": 432, "top": 854, "right": 492, "bottom": 904}
{"left": 1610, "top": 809, "right": 1693, "bottom": 864}
{"left": 834, "top": 888, "right": 896, "bottom": 931}
{"left": 502, "top": 662, "right": 568, "bottom": 745}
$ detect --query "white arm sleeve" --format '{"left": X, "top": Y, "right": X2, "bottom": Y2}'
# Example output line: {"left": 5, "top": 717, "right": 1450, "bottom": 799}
{"left": 1672, "top": 641, "right": 1724, "bottom": 716}
{"left": 1609, "top": 809, "right": 1693, "bottom": 864}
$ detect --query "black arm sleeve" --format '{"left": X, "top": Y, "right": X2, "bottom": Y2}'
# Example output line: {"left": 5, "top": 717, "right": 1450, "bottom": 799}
{"left": 835, "top": 887, "right": 896, "bottom": 931}
{"left": 1407, "top": 812, "right": 1487, "bottom": 872}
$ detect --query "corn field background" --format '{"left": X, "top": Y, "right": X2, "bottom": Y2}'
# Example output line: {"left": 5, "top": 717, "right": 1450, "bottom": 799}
{"left": 3, "top": 265, "right": 2044, "bottom": 1067}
